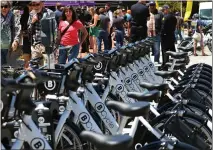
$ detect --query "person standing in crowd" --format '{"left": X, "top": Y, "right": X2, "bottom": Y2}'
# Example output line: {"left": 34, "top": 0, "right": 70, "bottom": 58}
{"left": 57, "top": 6, "right": 88, "bottom": 64}
{"left": 160, "top": 5, "right": 177, "bottom": 70}
{"left": 81, "top": 6, "right": 92, "bottom": 54}
{"left": 147, "top": 1, "right": 163, "bottom": 64}
{"left": 192, "top": 14, "right": 207, "bottom": 56}
{"left": 105, "top": 3, "right": 113, "bottom": 50}
{"left": 28, "top": 0, "right": 56, "bottom": 65}
{"left": 97, "top": 8, "right": 110, "bottom": 52}
{"left": 1, "top": 1, "right": 21, "bottom": 65}
{"left": 113, "top": 9, "right": 125, "bottom": 47}
{"left": 55, "top": 2, "right": 63, "bottom": 27}
{"left": 20, "top": 2, "right": 33, "bottom": 69}
{"left": 130, "top": 0, "right": 150, "bottom": 42}
{"left": 88, "top": 7, "right": 100, "bottom": 53}
{"left": 175, "top": 12, "right": 183, "bottom": 43}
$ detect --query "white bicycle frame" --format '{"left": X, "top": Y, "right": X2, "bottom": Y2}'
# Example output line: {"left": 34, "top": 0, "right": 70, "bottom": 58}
{"left": 83, "top": 83, "right": 119, "bottom": 134}
{"left": 2, "top": 115, "right": 52, "bottom": 150}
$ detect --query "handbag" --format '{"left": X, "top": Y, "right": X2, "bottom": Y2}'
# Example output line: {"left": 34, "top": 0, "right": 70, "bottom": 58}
{"left": 56, "top": 21, "right": 73, "bottom": 46}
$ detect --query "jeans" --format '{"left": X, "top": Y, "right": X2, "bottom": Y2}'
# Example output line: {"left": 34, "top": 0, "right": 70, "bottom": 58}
{"left": 152, "top": 35, "right": 161, "bottom": 62}
{"left": 115, "top": 29, "right": 124, "bottom": 47}
{"left": 58, "top": 44, "right": 80, "bottom": 64}
{"left": 1, "top": 49, "right": 8, "bottom": 65}
{"left": 175, "top": 29, "right": 183, "bottom": 42}
{"left": 97, "top": 30, "right": 109, "bottom": 52}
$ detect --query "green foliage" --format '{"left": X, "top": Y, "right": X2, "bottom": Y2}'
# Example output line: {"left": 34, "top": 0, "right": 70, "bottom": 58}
{"left": 158, "top": 1, "right": 186, "bottom": 14}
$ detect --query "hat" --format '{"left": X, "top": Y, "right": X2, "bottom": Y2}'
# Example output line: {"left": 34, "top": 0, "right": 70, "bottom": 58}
{"left": 149, "top": 1, "right": 156, "bottom": 6}
{"left": 163, "top": 5, "right": 170, "bottom": 10}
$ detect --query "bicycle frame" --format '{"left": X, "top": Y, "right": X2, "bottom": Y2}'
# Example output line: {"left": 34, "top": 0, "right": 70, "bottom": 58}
{"left": 8, "top": 115, "right": 52, "bottom": 150}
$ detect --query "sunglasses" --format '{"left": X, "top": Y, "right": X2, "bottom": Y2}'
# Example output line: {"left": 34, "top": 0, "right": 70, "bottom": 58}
{"left": 1, "top": 5, "right": 9, "bottom": 8}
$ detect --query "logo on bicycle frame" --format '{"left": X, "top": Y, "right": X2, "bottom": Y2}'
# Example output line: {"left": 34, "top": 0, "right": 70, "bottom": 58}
{"left": 30, "top": 138, "right": 45, "bottom": 150}
{"left": 94, "top": 62, "right": 103, "bottom": 70}
{"left": 78, "top": 112, "right": 96, "bottom": 132}
{"left": 44, "top": 80, "right": 56, "bottom": 91}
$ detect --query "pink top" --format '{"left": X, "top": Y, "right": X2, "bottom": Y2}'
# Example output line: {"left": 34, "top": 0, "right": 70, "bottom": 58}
{"left": 58, "top": 20, "right": 83, "bottom": 46}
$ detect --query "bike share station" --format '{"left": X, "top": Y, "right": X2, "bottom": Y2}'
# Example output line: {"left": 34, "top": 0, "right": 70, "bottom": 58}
{"left": 1, "top": 8, "right": 212, "bottom": 150}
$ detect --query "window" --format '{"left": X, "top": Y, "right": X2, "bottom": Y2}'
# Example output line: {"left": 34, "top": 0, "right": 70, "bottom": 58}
{"left": 200, "top": 9, "right": 212, "bottom": 20}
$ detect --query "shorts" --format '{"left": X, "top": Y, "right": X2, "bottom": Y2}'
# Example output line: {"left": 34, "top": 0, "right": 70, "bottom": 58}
{"left": 89, "top": 27, "right": 99, "bottom": 37}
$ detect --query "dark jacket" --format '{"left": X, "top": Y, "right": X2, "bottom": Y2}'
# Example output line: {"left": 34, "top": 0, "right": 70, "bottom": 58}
{"left": 161, "top": 12, "right": 177, "bottom": 36}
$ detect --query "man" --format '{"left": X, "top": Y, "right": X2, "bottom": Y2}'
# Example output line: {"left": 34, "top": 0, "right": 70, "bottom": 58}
{"left": 105, "top": 3, "right": 113, "bottom": 49}
{"left": 1, "top": 1, "right": 21, "bottom": 65}
{"left": 175, "top": 12, "right": 183, "bottom": 43}
{"left": 160, "top": 5, "right": 177, "bottom": 70}
{"left": 28, "top": 0, "right": 56, "bottom": 65}
{"left": 130, "top": 0, "right": 150, "bottom": 42}
{"left": 97, "top": 8, "right": 110, "bottom": 52}
{"left": 54, "top": 2, "right": 62, "bottom": 27}
{"left": 147, "top": 1, "right": 163, "bottom": 64}
{"left": 80, "top": 6, "right": 92, "bottom": 54}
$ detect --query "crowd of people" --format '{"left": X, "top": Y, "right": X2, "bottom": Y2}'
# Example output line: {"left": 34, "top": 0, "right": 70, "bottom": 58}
{"left": 1, "top": 0, "right": 208, "bottom": 71}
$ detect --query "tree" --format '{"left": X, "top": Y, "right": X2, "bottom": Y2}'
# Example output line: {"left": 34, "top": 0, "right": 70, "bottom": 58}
{"left": 158, "top": 1, "right": 186, "bottom": 15}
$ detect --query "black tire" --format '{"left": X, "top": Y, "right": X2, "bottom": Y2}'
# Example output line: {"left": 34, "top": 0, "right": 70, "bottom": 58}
{"left": 53, "top": 119, "right": 84, "bottom": 150}
{"left": 140, "top": 111, "right": 212, "bottom": 150}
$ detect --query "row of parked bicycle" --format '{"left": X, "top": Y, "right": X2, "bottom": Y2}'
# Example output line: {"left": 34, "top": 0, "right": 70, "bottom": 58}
{"left": 1, "top": 37, "right": 212, "bottom": 150}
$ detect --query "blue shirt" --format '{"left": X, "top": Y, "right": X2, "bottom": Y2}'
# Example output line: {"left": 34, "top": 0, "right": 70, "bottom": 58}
{"left": 55, "top": 9, "right": 62, "bottom": 26}
{"left": 125, "top": 14, "right": 132, "bottom": 22}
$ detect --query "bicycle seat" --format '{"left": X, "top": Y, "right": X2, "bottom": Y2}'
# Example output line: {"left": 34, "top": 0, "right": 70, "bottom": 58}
{"left": 140, "top": 82, "right": 169, "bottom": 92}
{"left": 127, "top": 90, "right": 160, "bottom": 102}
{"left": 177, "top": 47, "right": 193, "bottom": 52}
{"left": 166, "top": 51, "right": 188, "bottom": 58}
{"left": 154, "top": 71, "right": 178, "bottom": 78}
{"left": 165, "top": 62, "right": 186, "bottom": 69}
{"left": 80, "top": 131, "right": 133, "bottom": 150}
{"left": 106, "top": 101, "right": 150, "bottom": 117}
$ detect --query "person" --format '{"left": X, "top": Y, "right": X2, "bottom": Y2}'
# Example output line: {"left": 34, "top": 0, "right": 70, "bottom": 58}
{"left": 55, "top": 2, "right": 63, "bottom": 27}
{"left": 28, "top": 0, "right": 56, "bottom": 65}
{"left": 81, "top": 6, "right": 92, "bottom": 54}
{"left": 175, "top": 12, "right": 183, "bottom": 43}
{"left": 160, "top": 5, "right": 177, "bottom": 70}
{"left": 147, "top": 1, "right": 163, "bottom": 64}
{"left": 192, "top": 14, "right": 207, "bottom": 56}
{"left": 20, "top": 2, "right": 33, "bottom": 69}
{"left": 130, "top": 0, "right": 150, "bottom": 42}
{"left": 97, "top": 8, "right": 110, "bottom": 52}
{"left": 57, "top": 6, "right": 88, "bottom": 64}
{"left": 88, "top": 7, "right": 100, "bottom": 53}
{"left": 113, "top": 9, "right": 125, "bottom": 47}
{"left": 1, "top": 1, "right": 21, "bottom": 65}
{"left": 105, "top": 3, "right": 113, "bottom": 50}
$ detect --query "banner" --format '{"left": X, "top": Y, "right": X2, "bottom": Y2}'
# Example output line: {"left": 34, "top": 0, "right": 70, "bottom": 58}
{"left": 155, "top": 0, "right": 159, "bottom": 9}
{"left": 184, "top": 0, "right": 193, "bottom": 21}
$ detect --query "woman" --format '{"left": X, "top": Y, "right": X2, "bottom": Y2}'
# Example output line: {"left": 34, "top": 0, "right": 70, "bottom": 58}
{"left": 57, "top": 6, "right": 88, "bottom": 64}
{"left": 88, "top": 7, "right": 100, "bottom": 53}
{"left": 113, "top": 9, "right": 125, "bottom": 47}
{"left": 20, "top": 3, "right": 33, "bottom": 69}
{"left": 192, "top": 14, "right": 207, "bottom": 56}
